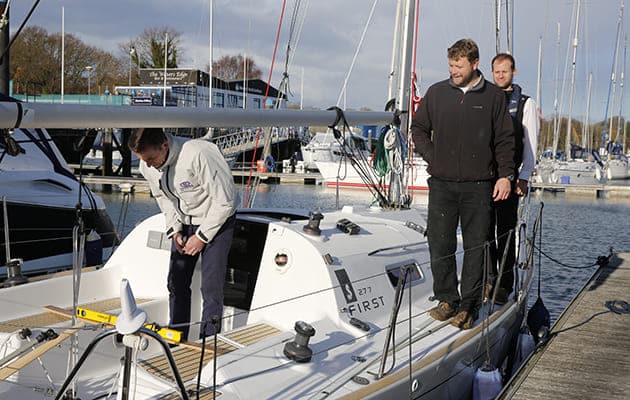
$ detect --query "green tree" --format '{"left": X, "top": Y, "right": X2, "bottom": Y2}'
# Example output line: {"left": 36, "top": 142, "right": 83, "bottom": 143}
{"left": 121, "top": 27, "right": 182, "bottom": 72}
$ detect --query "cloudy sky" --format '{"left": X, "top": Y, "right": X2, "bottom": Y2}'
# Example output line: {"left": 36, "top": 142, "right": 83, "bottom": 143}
{"left": 8, "top": 0, "right": 628, "bottom": 123}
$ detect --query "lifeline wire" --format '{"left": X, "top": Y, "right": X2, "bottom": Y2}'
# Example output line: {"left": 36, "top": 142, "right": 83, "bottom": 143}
{"left": 533, "top": 243, "right": 612, "bottom": 270}
{"left": 163, "top": 226, "right": 521, "bottom": 336}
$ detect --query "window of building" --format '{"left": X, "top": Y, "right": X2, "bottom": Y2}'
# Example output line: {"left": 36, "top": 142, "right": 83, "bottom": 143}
{"left": 213, "top": 92, "right": 225, "bottom": 108}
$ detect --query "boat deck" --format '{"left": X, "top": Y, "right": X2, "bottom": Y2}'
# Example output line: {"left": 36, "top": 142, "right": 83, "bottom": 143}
{"left": 0, "top": 297, "right": 152, "bottom": 333}
{"left": 0, "top": 296, "right": 283, "bottom": 399}
{"left": 0, "top": 297, "right": 152, "bottom": 381}
{"left": 140, "top": 322, "right": 282, "bottom": 399}
{"left": 500, "top": 253, "right": 630, "bottom": 399}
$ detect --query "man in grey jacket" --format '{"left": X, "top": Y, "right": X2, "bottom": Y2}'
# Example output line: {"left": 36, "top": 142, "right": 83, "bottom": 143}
{"left": 129, "top": 128, "right": 238, "bottom": 339}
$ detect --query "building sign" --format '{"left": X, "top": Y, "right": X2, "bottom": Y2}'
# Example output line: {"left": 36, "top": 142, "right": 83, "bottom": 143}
{"left": 139, "top": 69, "right": 209, "bottom": 87}
{"left": 234, "top": 83, "right": 264, "bottom": 95}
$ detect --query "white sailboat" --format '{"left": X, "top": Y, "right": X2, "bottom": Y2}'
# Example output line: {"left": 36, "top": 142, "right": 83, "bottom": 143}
{"left": 301, "top": 130, "right": 371, "bottom": 172}
{"left": 316, "top": 151, "right": 430, "bottom": 193}
{"left": 0, "top": 1, "right": 538, "bottom": 399}
{"left": 605, "top": 34, "right": 630, "bottom": 180}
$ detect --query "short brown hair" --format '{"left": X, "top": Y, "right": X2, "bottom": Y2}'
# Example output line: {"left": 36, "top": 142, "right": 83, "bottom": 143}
{"left": 447, "top": 39, "right": 479, "bottom": 63}
{"left": 128, "top": 128, "right": 166, "bottom": 152}
{"left": 491, "top": 53, "right": 516, "bottom": 70}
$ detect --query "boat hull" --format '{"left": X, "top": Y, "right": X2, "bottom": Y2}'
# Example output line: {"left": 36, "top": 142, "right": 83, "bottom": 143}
{"left": 354, "top": 301, "right": 526, "bottom": 400}
{"left": 1, "top": 127, "right": 118, "bottom": 277}
{"left": 605, "top": 159, "right": 630, "bottom": 180}
{"left": 535, "top": 159, "right": 603, "bottom": 185}
{"left": 316, "top": 157, "right": 430, "bottom": 192}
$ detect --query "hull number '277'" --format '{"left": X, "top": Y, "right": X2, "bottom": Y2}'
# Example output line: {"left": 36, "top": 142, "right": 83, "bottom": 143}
{"left": 335, "top": 269, "right": 386, "bottom": 317}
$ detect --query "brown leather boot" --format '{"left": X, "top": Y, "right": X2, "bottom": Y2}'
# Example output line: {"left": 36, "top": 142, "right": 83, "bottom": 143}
{"left": 429, "top": 302, "right": 457, "bottom": 321}
{"left": 450, "top": 310, "right": 475, "bottom": 330}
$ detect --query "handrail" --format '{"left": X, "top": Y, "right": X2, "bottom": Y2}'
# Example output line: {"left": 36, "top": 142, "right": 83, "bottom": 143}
{"left": 54, "top": 327, "right": 189, "bottom": 400}
{"left": 368, "top": 241, "right": 426, "bottom": 256}
{"left": 2, "top": 196, "right": 10, "bottom": 264}
{"left": 377, "top": 265, "right": 410, "bottom": 379}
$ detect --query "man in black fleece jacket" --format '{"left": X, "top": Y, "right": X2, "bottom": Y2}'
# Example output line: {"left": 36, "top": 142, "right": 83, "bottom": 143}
{"left": 411, "top": 38, "right": 515, "bottom": 329}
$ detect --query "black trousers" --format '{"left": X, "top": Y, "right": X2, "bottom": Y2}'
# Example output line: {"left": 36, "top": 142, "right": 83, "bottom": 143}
{"left": 427, "top": 177, "right": 493, "bottom": 313}
{"left": 167, "top": 214, "right": 236, "bottom": 340}
{"left": 493, "top": 191, "right": 519, "bottom": 292}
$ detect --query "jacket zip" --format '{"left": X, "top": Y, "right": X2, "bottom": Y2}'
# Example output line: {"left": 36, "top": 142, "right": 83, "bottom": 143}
{"left": 162, "top": 165, "right": 186, "bottom": 217}
{"left": 457, "top": 91, "right": 466, "bottom": 180}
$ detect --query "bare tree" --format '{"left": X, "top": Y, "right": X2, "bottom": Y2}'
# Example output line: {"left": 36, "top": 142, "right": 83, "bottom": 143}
{"left": 211, "top": 54, "right": 262, "bottom": 80}
{"left": 10, "top": 26, "right": 124, "bottom": 95}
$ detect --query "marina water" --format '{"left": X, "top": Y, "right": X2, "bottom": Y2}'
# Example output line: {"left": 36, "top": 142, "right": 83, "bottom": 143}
{"left": 100, "top": 183, "right": 630, "bottom": 323}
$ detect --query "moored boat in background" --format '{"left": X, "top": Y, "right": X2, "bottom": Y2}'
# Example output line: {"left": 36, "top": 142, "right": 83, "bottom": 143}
{"left": 1, "top": 127, "right": 117, "bottom": 278}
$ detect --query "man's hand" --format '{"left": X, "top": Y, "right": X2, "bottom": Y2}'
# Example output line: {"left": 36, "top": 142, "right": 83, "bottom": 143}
{"left": 173, "top": 232, "right": 186, "bottom": 254}
{"left": 515, "top": 179, "right": 528, "bottom": 196}
{"left": 493, "top": 177, "right": 511, "bottom": 201}
{"left": 183, "top": 235, "right": 205, "bottom": 256}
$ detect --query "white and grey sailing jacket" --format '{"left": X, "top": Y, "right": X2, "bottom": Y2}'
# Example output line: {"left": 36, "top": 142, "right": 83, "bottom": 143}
{"left": 141, "top": 134, "right": 238, "bottom": 243}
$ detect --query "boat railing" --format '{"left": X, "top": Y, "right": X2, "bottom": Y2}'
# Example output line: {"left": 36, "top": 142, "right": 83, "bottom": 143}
{"left": 54, "top": 328, "right": 189, "bottom": 400}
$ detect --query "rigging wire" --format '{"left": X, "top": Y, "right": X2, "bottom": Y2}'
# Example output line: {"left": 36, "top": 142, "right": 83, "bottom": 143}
{"left": 407, "top": 263, "right": 413, "bottom": 399}
{"left": 327, "top": 107, "right": 391, "bottom": 207}
{"left": 481, "top": 243, "right": 492, "bottom": 365}
{"left": 115, "top": 191, "right": 132, "bottom": 248}
{"left": 276, "top": 0, "right": 302, "bottom": 100}
{"left": 409, "top": 0, "right": 422, "bottom": 122}
{"left": 0, "top": 0, "right": 41, "bottom": 63}
{"left": 262, "top": 0, "right": 288, "bottom": 108}
{"left": 287, "top": 0, "right": 311, "bottom": 69}
{"left": 245, "top": 0, "right": 290, "bottom": 208}
{"left": 505, "top": 0, "right": 512, "bottom": 54}
{"left": 335, "top": 0, "right": 379, "bottom": 108}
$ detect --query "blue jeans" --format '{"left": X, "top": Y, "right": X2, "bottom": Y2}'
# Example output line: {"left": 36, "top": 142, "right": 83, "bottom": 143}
{"left": 427, "top": 177, "right": 493, "bottom": 313}
{"left": 167, "top": 214, "right": 235, "bottom": 339}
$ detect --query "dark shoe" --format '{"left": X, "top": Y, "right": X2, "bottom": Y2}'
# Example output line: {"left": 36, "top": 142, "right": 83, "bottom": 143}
{"left": 429, "top": 302, "right": 457, "bottom": 321}
{"left": 494, "top": 287, "right": 511, "bottom": 305}
{"left": 451, "top": 310, "right": 475, "bottom": 330}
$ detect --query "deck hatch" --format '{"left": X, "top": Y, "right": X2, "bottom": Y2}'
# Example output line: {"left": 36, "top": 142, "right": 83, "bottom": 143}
{"left": 385, "top": 261, "right": 425, "bottom": 288}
